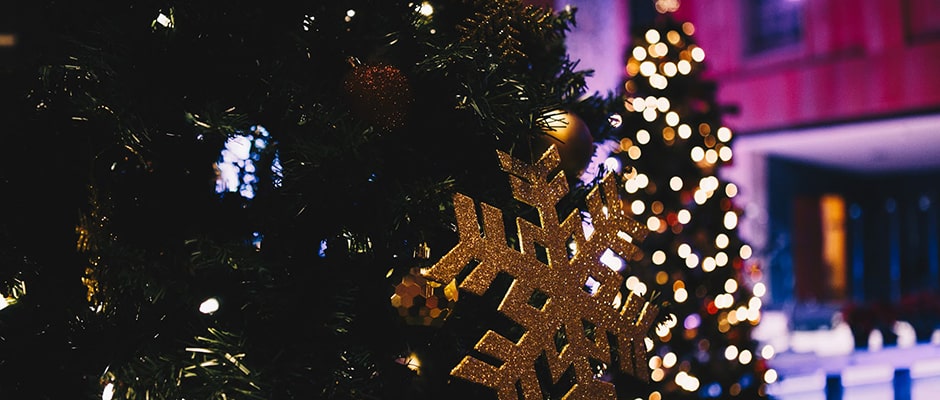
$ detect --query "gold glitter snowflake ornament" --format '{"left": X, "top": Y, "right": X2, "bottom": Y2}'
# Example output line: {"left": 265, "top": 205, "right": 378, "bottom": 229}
{"left": 424, "top": 146, "right": 659, "bottom": 399}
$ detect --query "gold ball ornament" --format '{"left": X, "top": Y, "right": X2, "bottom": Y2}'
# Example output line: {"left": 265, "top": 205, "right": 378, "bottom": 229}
{"left": 390, "top": 267, "right": 458, "bottom": 327}
{"left": 343, "top": 58, "right": 413, "bottom": 131}
{"left": 534, "top": 110, "right": 595, "bottom": 181}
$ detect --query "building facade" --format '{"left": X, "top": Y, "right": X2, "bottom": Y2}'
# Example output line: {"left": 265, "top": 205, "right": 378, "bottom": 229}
{"left": 671, "top": 0, "right": 940, "bottom": 314}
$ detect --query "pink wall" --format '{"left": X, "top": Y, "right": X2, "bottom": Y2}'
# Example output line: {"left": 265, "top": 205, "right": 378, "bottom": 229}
{"left": 522, "top": 0, "right": 630, "bottom": 96}
{"left": 679, "top": 0, "right": 940, "bottom": 134}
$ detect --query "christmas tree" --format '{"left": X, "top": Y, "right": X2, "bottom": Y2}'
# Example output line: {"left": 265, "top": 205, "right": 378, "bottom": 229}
{"left": 575, "top": 10, "right": 773, "bottom": 399}
{"left": 0, "top": 1, "right": 763, "bottom": 399}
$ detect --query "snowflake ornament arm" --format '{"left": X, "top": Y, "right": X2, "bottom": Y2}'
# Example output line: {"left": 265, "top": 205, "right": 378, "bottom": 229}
{"left": 424, "top": 146, "right": 659, "bottom": 400}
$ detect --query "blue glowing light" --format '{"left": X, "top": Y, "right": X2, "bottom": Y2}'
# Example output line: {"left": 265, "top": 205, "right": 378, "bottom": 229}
{"left": 214, "top": 125, "right": 282, "bottom": 199}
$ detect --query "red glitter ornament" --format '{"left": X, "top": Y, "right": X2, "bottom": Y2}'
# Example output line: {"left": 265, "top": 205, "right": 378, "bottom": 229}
{"left": 343, "top": 57, "right": 413, "bottom": 131}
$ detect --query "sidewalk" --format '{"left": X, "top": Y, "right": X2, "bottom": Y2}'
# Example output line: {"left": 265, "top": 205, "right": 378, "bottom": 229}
{"left": 768, "top": 341, "right": 940, "bottom": 399}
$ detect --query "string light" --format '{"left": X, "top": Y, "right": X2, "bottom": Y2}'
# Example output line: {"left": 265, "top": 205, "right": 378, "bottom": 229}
{"left": 694, "top": 190, "right": 709, "bottom": 204}
{"left": 724, "top": 345, "right": 738, "bottom": 360}
{"left": 677, "top": 59, "right": 692, "bottom": 74}
{"left": 723, "top": 211, "right": 738, "bottom": 229}
{"left": 690, "top": 147, "right": 705, "bottom": 162}
{"left": 662, "top": 61, "right": 677, "bottom": 77}
{"left": 665, "top": 111, "right": 679, "bottom": 126}
{"left": 656, "top": 97, "right": 671, "bottom": 112}
{"left": 199, "top": 297, "right": 220, "bottom": 314}
{"left": 396, "top": 353, "right": 422, "bottom": 374}
{"left": 637, "top": 129, "right": 651, "bottom": 144}
{"left": 739, "top": 244, "right": 753, "bottom": 259}
{"left": 666, "top": 30, "right": 681, "bottom": 44}
{"left": 628, "top": 145, "right": 643, "bottom": 160}
{"left": 715, "top": 233, "right": 729, "bottom": 248}
{"left": 648, "top": 355, "right": 663, "bottom": 370}
{"left": 738, "top": 349, "right": 754, "bottom": 365}
{"left": 633, "top": 46, "right": 648, "bottom": 61}
{"left": 705, "top": 149, "right": 719, "bottom": 164}
{"left": 652, "top": 250, "right": 667, "bottom": 265}
{"left": 677, "top": 209, "right": 691, "bottom": 224}
{"left": 153, "top": 12, "right": 174, "bottom": 28}
{"left": 650, "top": 74, "right": 668, "bottom": 89}
{"left": 632, "top": 200, "right": 646, "bottom": 215}
{"left": 676, "top": 371, "right": 700, "bottom": 392}
{"left": 677, "top": 124, "right": 692, "bottom": 139}
{"left": 604, "top": 156, "right": 622, "bottom": 174}
{"left": 725, "top": 183, "right": 739, "bottom": 198}
{"left": 702, "top": 257, "right": 716, "bottom": 272}
{"left": 417, "top": 2, "right": 434, "bottom": 16}
{"left": 102, "top": 382, "right": 115, "bottom": 400}
{"left": 631, "top": 97, "right": 646, "bottom": 111}
{"left": 601, "top": 250, "right": 625, "bottom": 272}
{"left": 677, "top": 243, "right": 692, "bottom": 258}
{"left": 719, "top": 146, "right": 733, "bottom": 161}
{"left": 724, "top": 279, "right": 738, "bottom": 293}
{"left": 753, "top": 282, "right": 767, "bottom": 297}
{"left": 651, "top": 368, "right": 665, "bottom": 382}
{"left": 749, "top": 296, "right": 762, "bottom": 311}
{"left": 674, "top": 287, "right": 688, "bottom": 303}
{"left": 655, "top": 0, "right": 681, "bottom": 14}
{"left": 656, "top": 323, "right": 671, "bottom": 337}
{"left": 0, "top": 33, "right": 13, "bottom": 48}
{"left": 662, "top": 352, "right": 677, "bottom": 368}
{"left": 700, "top": 176, "right": 719, "bottom": 192}
{"left": 669, "top": 176, "right": 683, "bottom": 191}
{"left": 625, "top": 178, "right": 640, "bottom": 193}
{"left": 761, "top": 344, "right": 776, "bottom": 359}
{"left": 715, "top": 251, "right": 728, "bottom": 267}
{"left": 717, "top": 126, "right": 733, "bottom": 142}
{"left": 715, "top": 293, "right": 734, "bottom": 309}
{"left": 653, "top": 42, "right": 668, "bottom": 57}
{"left": 302, "top": 15, "right": 316, "bottom": 32}
{"left": 764, "top": 369, "right": 778, "bottom": 384}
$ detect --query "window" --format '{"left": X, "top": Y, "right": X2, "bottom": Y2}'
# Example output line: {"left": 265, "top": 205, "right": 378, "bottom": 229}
{"left": 745, "top": 0, "right": 803, "bottom": 55}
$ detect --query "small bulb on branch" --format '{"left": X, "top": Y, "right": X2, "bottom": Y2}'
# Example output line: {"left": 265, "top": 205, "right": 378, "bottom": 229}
{"left": 534, "top": 110, "right": 594, "bottom": 182}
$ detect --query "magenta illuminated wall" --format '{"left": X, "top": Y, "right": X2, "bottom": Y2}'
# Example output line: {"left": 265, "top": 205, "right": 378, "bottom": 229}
{"left": 676, "top": 0, "right": 940, "bottom": 134}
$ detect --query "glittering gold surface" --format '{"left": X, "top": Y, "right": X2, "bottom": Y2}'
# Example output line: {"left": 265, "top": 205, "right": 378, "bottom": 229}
{"left": 391, "top": 267, "right": 458, "bottom": 327}
{"left": 424, "top": 146, "right": 658, "bottom": 399}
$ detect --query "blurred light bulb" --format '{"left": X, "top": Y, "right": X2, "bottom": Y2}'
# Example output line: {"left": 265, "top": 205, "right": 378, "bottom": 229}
{"left": 765, "top": 369, "right": 778, "bottom": 384}
{"left": 633, "top": 46, "right": 647, "bottom": 61}
{"left": 753, "top": 282, "right": 767, "bottom": 297}
{"left": 637, "top": 129, "right": 651, "bottom": 144}
{"left": 652, "top": 250, "right": 667, "bottom": 265}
